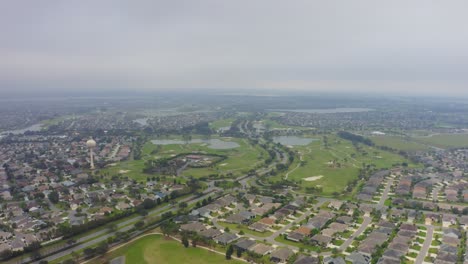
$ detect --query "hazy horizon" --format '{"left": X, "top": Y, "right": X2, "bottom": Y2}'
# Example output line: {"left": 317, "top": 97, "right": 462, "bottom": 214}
{"left": 2, "top": 1, "right": 468, "bottom": 96}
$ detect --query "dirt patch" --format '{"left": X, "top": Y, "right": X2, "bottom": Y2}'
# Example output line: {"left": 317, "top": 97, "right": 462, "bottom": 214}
{"left": 219, "top": 163, "right": 228, "bottom": 166}
{"left": 303, "top": 175, "right": 323, "bottom": 181}
{"left": 119, "top": 170, "right": 130, "bottom": 174}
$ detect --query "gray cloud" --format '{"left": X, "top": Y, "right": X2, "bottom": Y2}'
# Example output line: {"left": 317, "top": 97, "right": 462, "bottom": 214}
{"left": 1, "top": 0, "right": 468, "bottom": 96}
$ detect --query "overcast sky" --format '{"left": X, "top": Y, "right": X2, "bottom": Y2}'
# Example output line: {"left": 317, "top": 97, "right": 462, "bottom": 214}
{"left": 1, "top": 1, "right": 468, "bottom": 96}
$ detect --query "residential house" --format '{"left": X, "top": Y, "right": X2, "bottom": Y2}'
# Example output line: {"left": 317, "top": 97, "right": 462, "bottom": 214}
{"left": 214, "top": 232, "right": 238, "bottom": 245}
{"left": 270, "top": 248, "right": 294, "bottom": 263}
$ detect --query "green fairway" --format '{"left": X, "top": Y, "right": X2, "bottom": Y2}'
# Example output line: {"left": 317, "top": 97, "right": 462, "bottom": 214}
{"left": 270, "top": 134, "right": 416, "bottom": 196}
{"left": 413, "top": 133, "right": 468, "bottom": 149}
{"left": 209, "top": 118, "right": 235, "bottom": 130}
{"left": 370, "top": 135, "right": 430, "bottom": 152}
{"left": 89, "top": 234, "right": 244, "bottom": 264}
{"left": 100, "top": 135, "right": 267, "bottom": 181}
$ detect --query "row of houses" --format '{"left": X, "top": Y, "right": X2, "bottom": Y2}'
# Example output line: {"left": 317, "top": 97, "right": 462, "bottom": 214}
{"left": 179, "top": 221, "right": 305, "bottom": 264}
{"left": 357, "top": 170, "right": 389, "bottom": 202}
{"left": 434, "top": 228, "right": 465, "bottom": 264}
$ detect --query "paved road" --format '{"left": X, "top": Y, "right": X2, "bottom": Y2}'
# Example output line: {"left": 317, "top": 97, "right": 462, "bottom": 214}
{"left": 338, "top": 216, "right": 372, "bottom": 251}
{"left": 377, "top": 177, "right": 394, "bottom": 209}
{"left": 415, "top": 225, "right": 434, "bottom": 264}
{"left": 212, "top": 198, "right": 330, "bottom": 253}
{"left": 29, "top": 121, "right": 290, "bottom": 263}
{"left": 30, "top": 191, "right": 216, "bottom": 264}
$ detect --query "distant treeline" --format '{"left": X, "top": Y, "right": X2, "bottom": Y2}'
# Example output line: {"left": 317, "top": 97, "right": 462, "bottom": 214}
{"left": 337, "top": 131, "right": 374, "bottom": 146}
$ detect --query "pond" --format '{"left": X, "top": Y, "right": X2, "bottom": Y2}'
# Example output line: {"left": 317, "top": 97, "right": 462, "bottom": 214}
{"left": 151, "top": 138, "right": 240, "bottom": 149}
{"left": 133, "top": 118, "right": 149, "bottom": 126}
{"left": 1, "top": 123, "right": 44, "bottom": 135}
{"left": 273, "top": 136, "right": 319, "bottom": 146}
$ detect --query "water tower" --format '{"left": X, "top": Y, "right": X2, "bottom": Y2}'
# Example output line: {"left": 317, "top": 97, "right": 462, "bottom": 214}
{"left": 86, "top": 138, "right": 97, "bottom": 169}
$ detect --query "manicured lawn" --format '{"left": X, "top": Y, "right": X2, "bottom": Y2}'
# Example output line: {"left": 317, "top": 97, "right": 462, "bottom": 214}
{"left": 89, "top": 234, "right": 244, "bottom": 264}
{"left": 269, "top": 134, "right": 416, "bottom": 196}
{"left": 209, "top": 118, "right": 235, "bottom": 130}
{"left": 100, "top": 135, "right": 267, "bottom": 181}
{"left": 370, "top": 135, "right": 430, "bottom": 152}
{"left": 413, "top": 133, "right": 468, "bottom": 149}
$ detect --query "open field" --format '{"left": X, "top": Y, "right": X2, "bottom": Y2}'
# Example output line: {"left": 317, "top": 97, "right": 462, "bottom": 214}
{"left": 100, "top": 135, "right": 267, "bottom": 181}
{"left": 209, "top": 118, "right": 235, "bottom": 130}
{"left": 270, "top": 134, "right": 417, "bottom": 196}
{"left": 412, "top": 133, "right": 468, "bottom": 149}
{"left": 370, "top": 135, "right": 430, "bottom": 152}
{"left": 88, "top": 234, "right": 244, "bottom": 264}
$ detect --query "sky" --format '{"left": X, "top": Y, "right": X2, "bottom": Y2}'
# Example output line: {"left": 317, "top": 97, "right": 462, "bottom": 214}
{"left": 1, "top": 0, "right": 468, "bottom": 97}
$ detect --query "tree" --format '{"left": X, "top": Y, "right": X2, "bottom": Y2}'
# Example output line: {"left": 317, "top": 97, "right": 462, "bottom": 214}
{"left": 191, "top": 236, "right": 198, "bottom": 247}
{"left": 95, "top": 242, "right": 108, "bottom": 255}
{"left": 161, "top": 221, "right": 178, "bottom": 236}
{"left": 182, "top": 235, "right": 189, "bottom": 248}
{"left": 142, "top": 198, "right": 156, "bottom": 209}
{"left": 70, "top": 251, "right": 79, "bottom": 262}
{"left": 83, "top": 247, "right": 95, "bottom": 258}
{"left": 134, "top": 220, "right": 145, "bottom": 230}
{"left": 31, "top": 250, "right": 41, "bottom": 260}
{"left": 108, "top": 223, "right": 118, "bottom": 232}
{"left": 226, "top": 245, "right": 233, "bottom": 259}
{"left": 236, "top": 247, "right": 242, "bottom": 258}
{"left": 48, "top": 191, "right": 59, "bottom": 204}
{"left": 0, "top": 249, "right": 12, "bottom": 260}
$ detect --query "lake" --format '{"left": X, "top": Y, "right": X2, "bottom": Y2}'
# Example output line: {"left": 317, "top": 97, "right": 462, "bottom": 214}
{"left": 151, "top": 138, "right": 240, "bottom": 149}
{"left": 273, "top": 136, "right": 319, "bottom": 146}
{"left": 269, "top": 108, "right": 373, "bottom": 114}
{"left": 1, "top": 123, "right": 44, "bottom": 135}
{"left": 134, "top": 118, "right": 149, "bottom": 126}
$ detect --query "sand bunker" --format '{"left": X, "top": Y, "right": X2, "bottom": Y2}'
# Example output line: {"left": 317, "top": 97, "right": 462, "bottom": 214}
{"left": 304, "top": 175, "right": 323, "bottom": 181}
{"left": 119, "top": 170, "right": 130, "bottom": 174}
{"left": 219, "top": 163, "right": 228, "bottom": 166}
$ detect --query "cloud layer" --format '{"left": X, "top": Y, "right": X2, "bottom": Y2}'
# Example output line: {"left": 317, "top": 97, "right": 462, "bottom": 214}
{"left": 1, "top": 1, "right": 468, "bottom": 96}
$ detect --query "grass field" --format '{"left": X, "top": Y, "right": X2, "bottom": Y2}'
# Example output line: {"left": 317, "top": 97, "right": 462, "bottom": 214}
{"left": 370, "top": 135, "right": 430, "bottom": 152}
{"left": 88, "top": 234, "right": 244, "bottom": 264}
{"left": 412, "top": 133, "right": 468, "bottom": 149}
{"left": 209, "top": 118, "right": 235, "bottom": 130}
{"left": 100, "top": 135, "right": 267, "bottom": 182}
{"left": 269, "top": 134, "right": 417, "bottom": 196}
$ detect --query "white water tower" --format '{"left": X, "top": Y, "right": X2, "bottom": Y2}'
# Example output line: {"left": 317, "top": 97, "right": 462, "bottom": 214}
{"left": 86, "top": 138, "right": 97, "bottom": 169}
